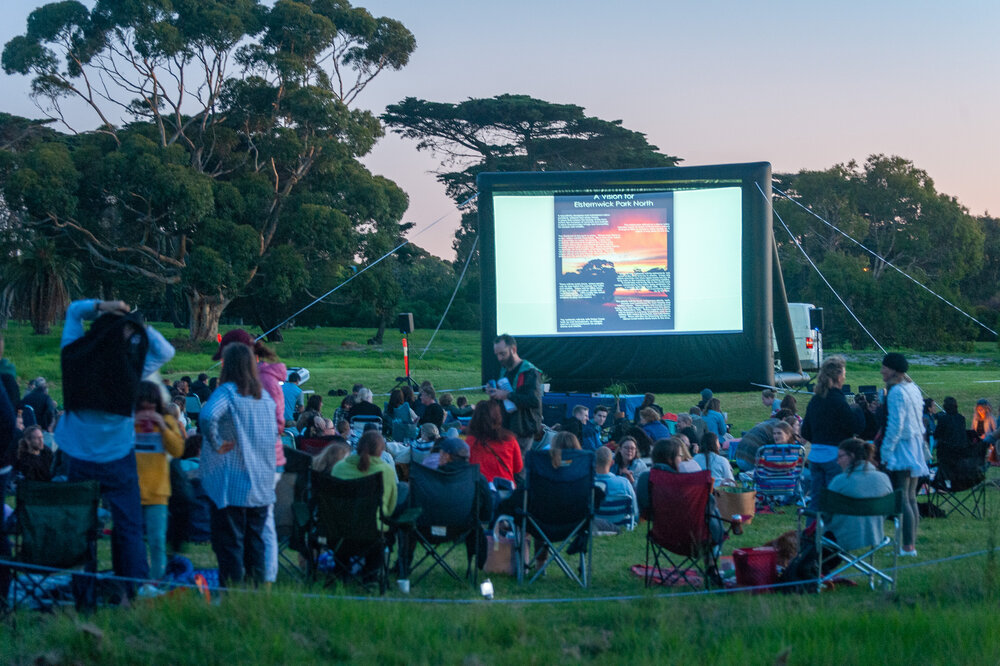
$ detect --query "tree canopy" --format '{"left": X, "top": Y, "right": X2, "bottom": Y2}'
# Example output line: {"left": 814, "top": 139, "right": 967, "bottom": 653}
{"left": 775, "top": 154, "right": 995, "bottom": 349}
{"left": 382, "top": 94, "right": 680, "bottom": 325}
{"left": 1, "top": 0, "right": 415, "bottom": 339}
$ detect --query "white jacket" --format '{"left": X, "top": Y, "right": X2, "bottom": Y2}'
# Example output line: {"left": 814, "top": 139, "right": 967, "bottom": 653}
{"left": 881, "top": 381, "right": 928, "bottom": 476}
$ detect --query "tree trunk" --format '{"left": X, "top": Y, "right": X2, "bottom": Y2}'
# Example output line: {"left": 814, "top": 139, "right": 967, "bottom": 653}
{"left": 368, "top": 317, "right": 387, "bottom": 345}
{"left": 253, "top": 306, "right": 283, "bottom": 343}
{"left": 166, "top": 284, "right": 188, "bottom": 329}
{"left": 187, "top": 290, "right": 229, "bottom": 341}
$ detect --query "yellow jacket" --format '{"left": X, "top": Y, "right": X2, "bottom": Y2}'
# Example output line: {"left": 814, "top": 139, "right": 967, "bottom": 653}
{"left": 135, "top": 413, "right": 186, "bottom": 505}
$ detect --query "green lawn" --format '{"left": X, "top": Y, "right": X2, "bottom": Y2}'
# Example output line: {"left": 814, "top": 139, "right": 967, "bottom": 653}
{"left": 2, "top": 322, "right": 1000, "bottom": 663}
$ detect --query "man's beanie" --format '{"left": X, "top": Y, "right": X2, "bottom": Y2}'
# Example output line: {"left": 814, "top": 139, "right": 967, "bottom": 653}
{"left": 881, "top": 352, "right": 909, "bottom": 374}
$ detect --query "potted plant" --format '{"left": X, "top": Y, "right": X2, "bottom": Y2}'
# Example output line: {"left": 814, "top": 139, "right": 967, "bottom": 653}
{"left": 603, "top": 381, "right": 630, "bottom": 419}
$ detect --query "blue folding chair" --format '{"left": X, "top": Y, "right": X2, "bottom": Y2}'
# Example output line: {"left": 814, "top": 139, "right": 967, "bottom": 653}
{"left": 518, "top": 449, "right": 596, "bottom": 587}
{"left": 594, "top": 488, "right": 637, "bottom": 531}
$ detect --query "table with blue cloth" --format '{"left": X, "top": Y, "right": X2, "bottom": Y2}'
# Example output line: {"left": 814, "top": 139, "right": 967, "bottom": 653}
{"left": 541, "top": 393, "right": 649, "bottom": 426}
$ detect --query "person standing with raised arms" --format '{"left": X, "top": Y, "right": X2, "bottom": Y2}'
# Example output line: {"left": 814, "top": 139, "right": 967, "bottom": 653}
{"left": 56, "top": 299, "right": 175, "bottom": 595}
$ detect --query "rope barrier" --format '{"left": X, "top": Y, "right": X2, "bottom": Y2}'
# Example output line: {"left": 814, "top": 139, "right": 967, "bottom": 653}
{"left": 3, "top": 544, "right": 997, "bottom": 607}
{"left": 420, "top": 234, "right": 479, "bottom": 359}
{"left": 256, "top": 193, "right": 479, "bottom": 344}
{"left": 771, "top": 185, "right": 998, "bottom": 338}
{"left": 758, "top": 183, "right": 887, "bottom": 354}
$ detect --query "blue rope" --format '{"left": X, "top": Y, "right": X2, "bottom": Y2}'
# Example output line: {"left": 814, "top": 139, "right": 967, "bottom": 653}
{"left": 3, "top": 544, "right": 996, "bottom": 606}
{"left": 255, "top": 193, "right": 479, "bottom": 343}
{"left": 420, "top": 234, "right": 479, "bottom": 359}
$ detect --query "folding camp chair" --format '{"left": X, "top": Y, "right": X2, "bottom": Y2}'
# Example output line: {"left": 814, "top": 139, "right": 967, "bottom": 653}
{"left": 402, "top": 463, "right": 484, "bottom": 587}
{"left": 280, "top": 429, "right": 298, "bottom": 450}
{"left": 2, "top": 480, "right": 101, "bottom": 616}
{"left": 753, "top": 444, "right": 806, "bottom": 506}
{"left": 274, "top": 447, "right": 313, "bottom": 581}
{"left": 645, "top": 469, "right": 737, "bottom": 590}
{"left": 799, "top": 488, "right": 902, "bottom": 592}
{"left": 927, "top": 430, "right": 990, "bottom": 519}
{"left": 349, "top": 416, "right": 382, "bottom": 446}
{"left": 297, "top": 437, "right": 333, "bottom": 457}
{"left": 19, "top": 404, "right": 37, "bottom": 428}
{"left": 309, "top": 472, "right": 391, "bottom": 594}
{"left": 184, "top": 395, "right": 202, "bottom": 422}
{"left": 518, "top": 449, "right": 596, "bottom": 587}
{"left": 594, "top": 481, "right": 636, "bottom": 530}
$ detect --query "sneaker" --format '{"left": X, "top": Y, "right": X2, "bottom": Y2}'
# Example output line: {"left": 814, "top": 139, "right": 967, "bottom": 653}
{"left": 137, "top": 583, "right": 166, "bottom": 598}
{"left": 899, "top": 549, "right": 918, "bottom": 558}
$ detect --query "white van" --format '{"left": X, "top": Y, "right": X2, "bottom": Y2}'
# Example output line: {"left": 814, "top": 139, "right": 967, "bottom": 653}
{"left": 774, "top": 303, "right": 823, "bottom": 371}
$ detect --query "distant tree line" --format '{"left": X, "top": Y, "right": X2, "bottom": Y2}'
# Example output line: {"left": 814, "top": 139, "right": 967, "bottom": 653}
{"left": 0, "top": 3, "right": 995, "bottom": 349}
{"left": 775, "top": 155, "right": 1000, "bottom": 350}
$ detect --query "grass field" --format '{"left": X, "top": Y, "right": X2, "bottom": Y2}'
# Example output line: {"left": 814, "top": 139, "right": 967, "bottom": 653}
{"left": 2, "top": 321, "right": 1000, "bottom": 664}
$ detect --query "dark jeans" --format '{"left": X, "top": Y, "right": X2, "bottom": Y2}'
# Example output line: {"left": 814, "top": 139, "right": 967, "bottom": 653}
{"left": 808, "top": 458, "right": 843, "bottom": 511}
{"left": 210, "top": 503, "right": 268, "bottom": 586}
{"left": 65, "top": 451, "right": 149, "bottom": 582}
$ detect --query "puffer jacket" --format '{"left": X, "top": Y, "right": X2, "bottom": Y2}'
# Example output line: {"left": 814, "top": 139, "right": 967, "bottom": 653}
{"left": 258, "top": 361, "right": 288, "bottom": 468}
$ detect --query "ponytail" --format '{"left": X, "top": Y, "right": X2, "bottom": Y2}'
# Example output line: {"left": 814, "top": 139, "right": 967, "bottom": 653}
{"left": 356, "top": 430, "right": 385, "bottom": 473}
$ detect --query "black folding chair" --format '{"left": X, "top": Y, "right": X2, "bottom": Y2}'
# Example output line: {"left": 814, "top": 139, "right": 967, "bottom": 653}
{"left": 645, "top": 469, "right": 736, "bottom": 590}
{"left": 2, "top": 480, "right": 101, "bottom": 616}
{"left": 800, "top": 488, "right": 902, "bottom": 592}
{"left": 928, "top": 430, "right": 990, "bottom": 519}
{"left": 518, "top": 449, "right": 596, "bottom": 587}
{"left": 274, "top": 447, "right": 313, "bottom": 581}
{"left": 402, "top": 463, "right": 484, "bottom": 587}
{"left": 309, "top": 472, "right": 390, "bottom": 594}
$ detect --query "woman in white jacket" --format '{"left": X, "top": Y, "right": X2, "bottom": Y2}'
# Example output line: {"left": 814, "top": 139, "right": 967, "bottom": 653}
{"left": 879, "top": 353, "right": 927, "bottom": 557}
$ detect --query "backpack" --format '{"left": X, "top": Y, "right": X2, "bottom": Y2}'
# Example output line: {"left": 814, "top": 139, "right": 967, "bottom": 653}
{"left": 61, "top": 312, "right": 149, "bottom": 416}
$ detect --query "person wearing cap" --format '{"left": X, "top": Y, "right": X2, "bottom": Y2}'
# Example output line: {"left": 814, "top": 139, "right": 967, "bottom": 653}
{"left": 879, "top": 352, "right": 928, "bottom": 557}
{"left": 211, "top": 328, "right": 287, "bottom": 585}
{"left": 697, "top": 388, "right": 713, "bottom": 413}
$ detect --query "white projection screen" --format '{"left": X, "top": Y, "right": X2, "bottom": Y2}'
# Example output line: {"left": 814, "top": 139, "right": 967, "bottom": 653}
{"left": 478, "top": 163, "right": 775, "bottom": 392}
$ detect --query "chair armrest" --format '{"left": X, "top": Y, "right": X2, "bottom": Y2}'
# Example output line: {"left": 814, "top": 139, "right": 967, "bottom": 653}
{"left": 386, "top": 507, "right": 423, "bottom": 529}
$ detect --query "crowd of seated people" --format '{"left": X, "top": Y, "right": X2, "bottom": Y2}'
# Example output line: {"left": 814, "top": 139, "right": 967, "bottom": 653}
{"left": 5, "top": 312, "right": 998, "bottom": 604}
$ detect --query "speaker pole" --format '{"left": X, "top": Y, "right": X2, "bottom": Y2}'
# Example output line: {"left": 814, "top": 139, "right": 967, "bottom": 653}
{"left": 394, "top": 313, "right": 420, "bottom": 391}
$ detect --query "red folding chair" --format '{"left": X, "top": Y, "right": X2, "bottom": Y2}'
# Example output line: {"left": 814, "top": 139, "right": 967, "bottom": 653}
{"left": 645, "top": 469, "right": 737, "bottom": 590}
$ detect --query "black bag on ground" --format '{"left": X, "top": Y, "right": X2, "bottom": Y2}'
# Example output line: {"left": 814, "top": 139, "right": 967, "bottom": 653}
{"left": 777, "top": 536, "right": 842, "bottom": 594}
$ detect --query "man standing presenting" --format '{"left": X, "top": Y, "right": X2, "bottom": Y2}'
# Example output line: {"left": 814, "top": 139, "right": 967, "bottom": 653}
{"left": 487, "top": 334, "right": 543, "bottom": 455}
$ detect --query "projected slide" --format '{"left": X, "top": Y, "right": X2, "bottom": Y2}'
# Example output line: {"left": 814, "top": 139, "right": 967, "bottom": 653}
{"left": 480, "top": 162, "right": 774, "bottom": 392}
{"left": 493, "top": 186, "right": 743, "bottom": 337}
{"left": 554, "top": 193, "right": 674, "bottom": 333}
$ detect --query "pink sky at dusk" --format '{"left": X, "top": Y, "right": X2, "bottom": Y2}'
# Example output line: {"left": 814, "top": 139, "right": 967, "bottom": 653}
{"left": 3, "top": 1, "right": 997, "bottom": 260}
